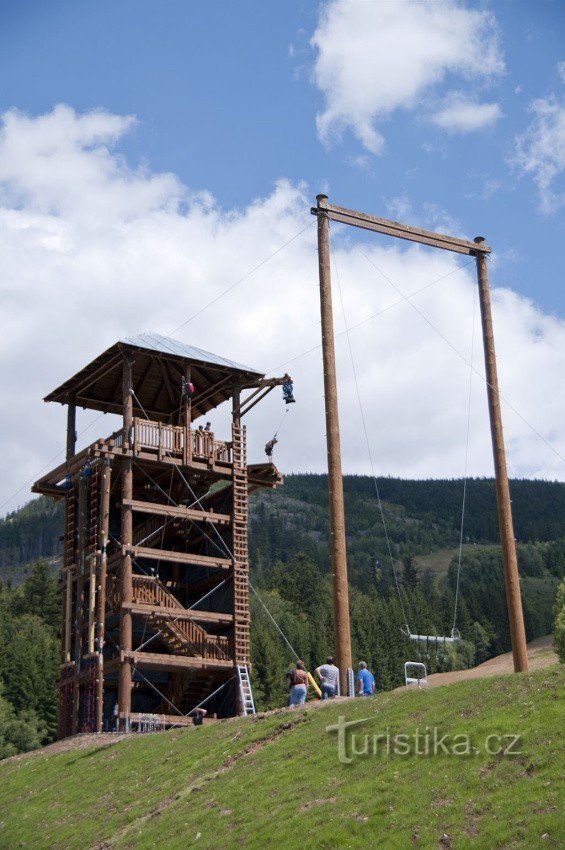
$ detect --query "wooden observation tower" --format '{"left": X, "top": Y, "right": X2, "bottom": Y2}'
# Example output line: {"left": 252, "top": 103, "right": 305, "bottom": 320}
{"left": 34, "top": 333, "right": 288, "bottom": 735}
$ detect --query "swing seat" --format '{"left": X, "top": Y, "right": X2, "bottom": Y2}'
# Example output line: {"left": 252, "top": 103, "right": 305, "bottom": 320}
{"left": 404, "top": 662, "right": 428, "bottom": 688}
{"left": 408, "top": 633, "right": 459, "bottom": 644}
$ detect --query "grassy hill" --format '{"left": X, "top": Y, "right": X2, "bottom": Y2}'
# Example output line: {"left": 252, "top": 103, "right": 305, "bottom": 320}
{"left": 1, "top": 666, "right": 563, "bottom": 849}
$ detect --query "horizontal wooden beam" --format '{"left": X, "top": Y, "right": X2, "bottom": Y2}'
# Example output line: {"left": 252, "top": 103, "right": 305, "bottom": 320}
{"left": 311, "top": 201, "right": 491, "bottom": 256}
{"left": 126, "top": 651, "right": 234, "bottom": 672}
{"left": 127, "top": 545, "right": 231, "bottom": 569}
{"left": 123, "top": 602, "right": 233, "bottom": 625}
{"left": 124, "top": 499, "right": 230, "bottom": 525}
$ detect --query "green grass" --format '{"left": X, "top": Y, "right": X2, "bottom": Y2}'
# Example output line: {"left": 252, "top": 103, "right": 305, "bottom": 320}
{"left": 415, "top": 544, "right": 499, "bottom": 579}
{"left": 1, "top": 667, "right": 563, "bottom": 850}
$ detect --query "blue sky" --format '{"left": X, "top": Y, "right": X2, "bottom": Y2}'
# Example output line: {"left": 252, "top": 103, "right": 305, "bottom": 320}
{"left": 2, "top": 0, "right": 563, "bottom": 311}
{"left": 0, "top": 1, "right": 564, "bottom": 513}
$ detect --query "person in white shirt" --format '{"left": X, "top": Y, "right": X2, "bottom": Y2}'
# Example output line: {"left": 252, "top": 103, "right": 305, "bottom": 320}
{"left": 315, "top": 656, "right": 340, "bottom": 699}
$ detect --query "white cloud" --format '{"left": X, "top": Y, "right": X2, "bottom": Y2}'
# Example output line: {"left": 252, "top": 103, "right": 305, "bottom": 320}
{"left": 557, "top": 61, "right": 565, "bottom": 84}
{"left": 513, "top": 96, "right": 565, "bottom": 214}
{"left": 431, "top": 91, "right": 502, "bottom": 133}
{"left": 0, "top": 106, "right": 563, "bottom": 515}
{"left": 310, "top": 0, "right": 504, "bottom": 153}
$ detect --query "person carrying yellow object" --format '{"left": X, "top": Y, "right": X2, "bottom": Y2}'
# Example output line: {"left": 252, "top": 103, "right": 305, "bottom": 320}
{"left": 315, "top": 656, "right": 340, "bottom": 700}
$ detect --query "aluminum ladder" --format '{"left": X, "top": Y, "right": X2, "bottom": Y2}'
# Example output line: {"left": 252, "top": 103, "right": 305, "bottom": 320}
{"left": 237, "top": 664, "right": 255, "bottom": 716}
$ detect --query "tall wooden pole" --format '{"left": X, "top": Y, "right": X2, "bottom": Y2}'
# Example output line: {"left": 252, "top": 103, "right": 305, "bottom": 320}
{"left": 66, "top": 398, "right": 76, "bottom": 461}
{"left": 316, "top": 194, "right": 352, "bottom": 692}
{"left": 119, "top": 358, "right": 134, "bottom": 728}
{"left": 474, "top": 237, "right": 528, "bottom": 672}
{"left": 96, "top": 458, "right": 112, "bottom": 733}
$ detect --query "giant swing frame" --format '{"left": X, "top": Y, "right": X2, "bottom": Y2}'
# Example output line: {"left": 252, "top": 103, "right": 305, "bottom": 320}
{"left": 312, "top": 194, "right": 529, "bottom": 684}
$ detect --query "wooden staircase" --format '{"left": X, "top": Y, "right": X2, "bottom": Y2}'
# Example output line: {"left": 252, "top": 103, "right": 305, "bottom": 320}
{"left": 166, "top": 671, "right": 218, "bottom": 715}
{"left": 132, "top": 575, "right": 230, "bottom": 660}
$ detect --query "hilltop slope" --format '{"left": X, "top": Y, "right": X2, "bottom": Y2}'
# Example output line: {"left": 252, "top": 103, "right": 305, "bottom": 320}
{"left": 1, "top": 665, "right": 562, "bottom": 850}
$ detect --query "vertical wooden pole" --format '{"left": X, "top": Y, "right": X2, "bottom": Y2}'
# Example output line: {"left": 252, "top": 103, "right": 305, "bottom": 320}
{"left": 474, "top": 237, "right": 528, "bottom": 672}
{"left": 96, "top": 458, "right": 112, "bottom": 733}
{"left": 62, "top": 396, "right": 76, "bottom": 669}
{"left": 72, "top": 471, "right": 87, "bottom": 733}
{"left": 87, "top": 557, "right": 96, "bottom": 654}
{"left": 66, "top": 398, "right": 76, "bottom": 461}
{"left": 184, "top": 363, "right": 192, "bottom": 465}
{"left": 119, "top": 359, "right": 134, "bottom": 728}
{"left": 316, "top": 194, "right": 353, "bottom": 692}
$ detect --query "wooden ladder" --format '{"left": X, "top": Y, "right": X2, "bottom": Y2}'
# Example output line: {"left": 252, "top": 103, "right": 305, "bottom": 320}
{"left": 237, "top": 664, "right": 255, "bottom": 716}
{"left": 232, "top": 424, "right": 250, "bottom": 665}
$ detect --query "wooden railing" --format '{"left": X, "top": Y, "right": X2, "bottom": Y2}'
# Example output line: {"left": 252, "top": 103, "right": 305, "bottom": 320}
{"left": 131, "top": 418, "right": 231, "bottom": 464}
{"left": 132, "top": 575, "right": 230, "bottom": 660}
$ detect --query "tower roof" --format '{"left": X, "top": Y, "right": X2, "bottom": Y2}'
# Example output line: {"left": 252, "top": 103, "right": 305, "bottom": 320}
{"left": 44, "top": 333, "right": 264, "bottom": 420}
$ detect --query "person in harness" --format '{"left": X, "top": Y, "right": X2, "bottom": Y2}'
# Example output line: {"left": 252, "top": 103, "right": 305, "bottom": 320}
{"left": 265, "top": 436, "right": 278, "bottom": 459}
{"left": 282, "top": 374, "right": 295, "bottom": 404}
{"left": 287, "top": 660, "right": 309, "bottom": 707}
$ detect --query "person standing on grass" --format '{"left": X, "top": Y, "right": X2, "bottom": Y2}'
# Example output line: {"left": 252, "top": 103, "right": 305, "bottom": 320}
{"left": 357, "top": 661, "right": 375, "bottom": 696}
{"left": 287, "top": 660, "right": 309, "bottom": 707}
{"left": 315, "top": 656, "right": 340, "bottom": 700}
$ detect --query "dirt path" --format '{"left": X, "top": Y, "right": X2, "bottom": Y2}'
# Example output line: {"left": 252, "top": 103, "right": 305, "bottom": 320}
{"left": 3, "top": 732, "right": 133, "bottom": 764}
{"left": 424, "top": 635, "right": 557, "bottom": 688}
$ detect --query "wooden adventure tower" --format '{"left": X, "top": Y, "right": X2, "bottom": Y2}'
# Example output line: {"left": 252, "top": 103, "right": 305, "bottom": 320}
{"left": 34, "top": 333, "right": 289, "bottom": 736}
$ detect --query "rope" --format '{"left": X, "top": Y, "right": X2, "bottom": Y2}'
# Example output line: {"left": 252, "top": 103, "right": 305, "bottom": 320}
{"left": 452, "top": 285, "right": 477, "bottom": 636}
{"left": 248, "top": 577, "right": 300, "bottom": 660}
{"left": 330, "top": 229, "right": 411, "bottom": 635}
{"left": 272, "top": 407, "right": 290, "bottom": 440}
{"left": 167, "top": 220, "right": 316, "bottom": 337}
{"left": 357, "top": 247, "right": 565, "bottom": 466}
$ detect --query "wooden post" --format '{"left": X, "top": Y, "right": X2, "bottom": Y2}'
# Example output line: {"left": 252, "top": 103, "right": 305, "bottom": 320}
{"left": 316, "top": 194, "right": 353, "bottom": 692}
{"left": 63, "top": 568, "right": 72, "bottom": 663}
{"left": 119, "top": 359, "right": 134, "bottom": 728}
{"left": 87, "top": 556, "right": 96, "bottom": 654}
{"left": 96, "top": 458, "right": 112, "bottom": 733}
{"left": 184, "top": 363, "right": 192, "bottom": 465}
{"left": 63, "top": 396, "right": 76, "bottom": 670}
{"left": 474, "top": 238, "right": 528, "bottom": 673}
{"left": 72, "top": 471, "right": 87, "bottom": 733}
{"left": 66, "top": 398, "right": 76, "bottom": 461}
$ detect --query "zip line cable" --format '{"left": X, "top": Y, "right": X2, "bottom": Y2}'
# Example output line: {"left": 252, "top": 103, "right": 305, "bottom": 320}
{"left": 358, "top": 247, "right": 565, "bottom": 467}
{"left": 0, "top": 220, "right": 315, "bottom": 516}
{"left": 167, "top": 220, "right": 316, "bottom": 337}
{"left": 266, "top": 257, "right": 476, "bottom": 374}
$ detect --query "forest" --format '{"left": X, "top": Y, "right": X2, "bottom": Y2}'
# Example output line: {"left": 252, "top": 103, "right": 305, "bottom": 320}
{"left": 0, "top": 474, "right": 563, "bottom": 755}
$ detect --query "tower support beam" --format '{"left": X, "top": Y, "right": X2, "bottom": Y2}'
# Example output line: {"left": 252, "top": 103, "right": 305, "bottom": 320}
{"left": 474, "top": 238, "right": 528, "bottom": 672}
{"left": 316, "top": 194, "right": 353, "bottom": 693}
{"left": 118, "top": 359, "right": 133, "bottom": 729}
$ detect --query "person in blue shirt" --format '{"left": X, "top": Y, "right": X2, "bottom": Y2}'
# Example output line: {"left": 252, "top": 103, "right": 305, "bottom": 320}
{"left": 357, "top": 661, "right": 375, "bottom": 696}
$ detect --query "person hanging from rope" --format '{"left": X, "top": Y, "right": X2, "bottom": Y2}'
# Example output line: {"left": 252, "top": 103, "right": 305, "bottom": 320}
{"left": 287, "top": 660, "right": 309, "bottom": 707}
{"left": 265, "top": 436, "right": 278, "bottom": 460}
{"left": 282, "top": 373, "right": 295, "bottom": 405}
